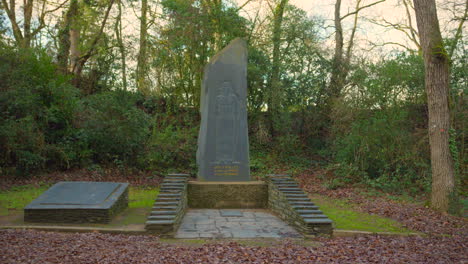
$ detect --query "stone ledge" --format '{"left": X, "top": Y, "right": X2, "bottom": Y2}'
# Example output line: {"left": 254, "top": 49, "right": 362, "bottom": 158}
{"left": 187, "top": 181, "right": 268, "bottom": 208}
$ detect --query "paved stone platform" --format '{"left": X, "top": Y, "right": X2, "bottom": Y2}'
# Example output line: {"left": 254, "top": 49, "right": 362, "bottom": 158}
{"left": 175, "top": 209, "right": 302, "bottom": 239}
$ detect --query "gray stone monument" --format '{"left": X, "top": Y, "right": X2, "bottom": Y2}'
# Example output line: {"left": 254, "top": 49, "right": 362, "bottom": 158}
{"left": 196, "top": 38, "right": 250, "bottom": 181}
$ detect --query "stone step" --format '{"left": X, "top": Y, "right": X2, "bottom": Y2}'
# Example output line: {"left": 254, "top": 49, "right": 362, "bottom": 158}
{"left": 163, "top": 178, "right": 186, "bottom": 182}
{"left": 156, "top": 199, "right": 179, "bottom": 204}
{"left": 292, "top": 205, "right": 319, "bottom": 210}
{"left": 161, "top": 184, "right": 185, "bottom": 188}
{"left": 287, "top": 197, "right": 311, "bottom": 202}
{"left": 145, "top": 220, "right": 174, "bottom": 226}
{"left": 301, "top": 214, "right": 329, "bottom": 219}
{"left": 296, "top": 209, "right": 323, "bottom": 215}
{"left": 148, "top": 215, "right": 176, "bottom": 221}
{"left": 152, "top": 206, "right": 178, "bottom": 211}
{"left": 290, "top": 201, "right": 315, "bottom": 205}
{"left": 153, "top": 201, "right": 179, "bottom": 206}
{"left": 271, "top": 179, "right": 294, "bottom": 183}
{"left": 278, "top": 187, "right": 302, "bottom": 191}
{"left": 159, "top": 189, "right": 182, "bottom": 193}
{"left": 157, "top": 193, "right": 180, "bottom": 197}
{"left": 167, "top": 173, "right": 190, "bottom": 177}
{"left": 160, "top": 186, "right": 184, "bottom": 190}
{"left": 150, "top": 210, "right": 177, "bottom": 216}
{"left": 281, "top": 190, "right": 306, "bottom": 194}
{"left": 303, "top": 218, "right": 333, "bottom": 224}
{"left": 285, "top": 193, "right": 308, "bottom": 198}
{"left": 276, "top": 184, "right": 299, "bottom": 187}
{"left": 268, "top": 174, "right": 291, "bottom": 178}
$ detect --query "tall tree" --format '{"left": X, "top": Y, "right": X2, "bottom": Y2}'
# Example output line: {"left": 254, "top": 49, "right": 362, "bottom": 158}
{"left": 267, "top": 0, "right": 288, "bottom": 138}
{"left": 115, "top": 0, "right": 127, "bottom": 90}
{"left": 1, "top": 0, "right": 68, "bottom": 48}
{"left": 136, "top": 0, "right": 149, "bottom": 94}
{"left": 328, "top": 0, "right": 384, "bottom": 101}
{"left": 413, "top": 0, "right": 455, "bottom": 212}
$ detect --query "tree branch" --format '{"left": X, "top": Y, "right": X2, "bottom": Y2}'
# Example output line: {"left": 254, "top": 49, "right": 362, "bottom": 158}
{"left": 79, "top": 0, "right": 115, "bottom": 62}
{"left": 340, "top": 0, "right": 385, "bottom": 20}
{"left": 448, "top": 0, "right": 468, "bottom": 58}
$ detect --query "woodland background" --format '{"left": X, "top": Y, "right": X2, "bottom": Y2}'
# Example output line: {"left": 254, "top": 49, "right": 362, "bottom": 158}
{"left": 0, "top": 0, "right": 466, "bottom": 211}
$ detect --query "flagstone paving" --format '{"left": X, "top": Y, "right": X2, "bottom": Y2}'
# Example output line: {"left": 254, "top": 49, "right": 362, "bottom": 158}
{"left": 175, "top": 209, "right": 302, "bottom": 239}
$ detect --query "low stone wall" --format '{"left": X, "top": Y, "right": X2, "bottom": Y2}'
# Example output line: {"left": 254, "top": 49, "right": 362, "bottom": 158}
{"left": 145, "top": 174, "right": 190, "bottom": 237}
{"left": 187, "top": 181, "right": 268, "bottom": 208}
{"left": 267, "top": 175, "right": 333, "bottom": 236}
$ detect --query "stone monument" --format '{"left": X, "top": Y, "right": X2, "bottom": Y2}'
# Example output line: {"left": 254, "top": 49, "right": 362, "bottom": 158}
{"left": 196, "top": 38, "right": 250, "bottom": 181}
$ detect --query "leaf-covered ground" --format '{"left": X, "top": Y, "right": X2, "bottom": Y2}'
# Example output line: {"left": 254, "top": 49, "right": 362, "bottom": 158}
{"left": 296, "top": 169, "right": 467, "bottom": 237}
{"left": 1, "top": 169, "right": 467, "bottom": 263}
{"left": 0, "top": 230, "right": 466, "bottom": 264}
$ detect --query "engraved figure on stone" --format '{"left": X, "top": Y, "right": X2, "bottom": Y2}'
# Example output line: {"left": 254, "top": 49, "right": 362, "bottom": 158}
{"left": 215, "top": 81, "right": 239, "bottom": 164}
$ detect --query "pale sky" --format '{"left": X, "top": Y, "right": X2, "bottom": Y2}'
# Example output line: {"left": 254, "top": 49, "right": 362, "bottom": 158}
{"left": 234, "top": 0, "right": 465, "bottom": 56}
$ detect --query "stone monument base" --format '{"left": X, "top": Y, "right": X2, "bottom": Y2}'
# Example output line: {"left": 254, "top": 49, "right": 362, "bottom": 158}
{"left": 24, "top": 182, "right": 129, "bottom": 224}
{"left": 187, "top": 181, "right": 268, "bottom": 208}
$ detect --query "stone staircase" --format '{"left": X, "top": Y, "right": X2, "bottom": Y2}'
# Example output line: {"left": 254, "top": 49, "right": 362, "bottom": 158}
{"left": 267, "top": 174, "right": 333, "bottom": 236}
{"left": 145, "top": 174, "right": 190, "bottom": 236}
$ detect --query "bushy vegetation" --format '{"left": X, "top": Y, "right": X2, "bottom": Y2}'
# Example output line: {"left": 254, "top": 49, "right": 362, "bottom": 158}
{"left": 0, "top": 45, "right": 465, "bottom": 199}
{"left": 328, "top": 54, "right": 431, "bottom": 194}
{"left": 0, "top": 47, "right": 151, "bottom": 174}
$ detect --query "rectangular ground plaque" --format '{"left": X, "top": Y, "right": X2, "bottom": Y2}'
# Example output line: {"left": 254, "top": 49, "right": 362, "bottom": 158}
{"left": 24, "top": 181, "right": 129, "bottom": 224}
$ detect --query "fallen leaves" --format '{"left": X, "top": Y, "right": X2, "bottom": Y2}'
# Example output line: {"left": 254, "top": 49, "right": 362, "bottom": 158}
{"left": 1, "top": 230, "right": 467, "bottom": 264}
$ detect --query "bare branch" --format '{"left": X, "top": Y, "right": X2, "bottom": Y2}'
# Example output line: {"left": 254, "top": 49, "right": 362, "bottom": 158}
{"left": 31, "top": 0, "right": 70, "bottom": 37}
{"left": 340, "top": 0, "right": 385, "bottom": 20}
{"left": 78, "top": 0, "right": 116, "bottom": 64}
{"left": 236, "top": 0, "right": 253, "bottom": 12}
{"left": 448, "top": 0, "right": 468, "bottom": 58}
{"left": 366, "top": 40, "right": 417, "bottom": 53}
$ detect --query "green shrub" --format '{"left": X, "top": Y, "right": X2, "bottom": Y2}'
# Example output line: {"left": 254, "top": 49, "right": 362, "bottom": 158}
{"left": 330, "top": 53, "right": 430, "bottom": 193}
{"left": 80, "top": 90, "right": 151, "bottom": 166}
{"left": 0, "top": 47, "right": 79, "bottom": 174}
{"left": 144, "top": 113, "right": 199, "bottom": 174}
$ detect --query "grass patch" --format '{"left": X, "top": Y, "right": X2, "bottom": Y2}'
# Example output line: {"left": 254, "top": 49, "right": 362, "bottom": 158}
{"left": 0, "top": 185, "right": 158, "bottom": 216}
{"left": 129, "top": 187, "right": 159, "bottom": 208}
{"left": 0, "top": 184, "right": 50, "bottom": 216}
{"left": 311, "top": 194, "right": 412, "bottom": 233}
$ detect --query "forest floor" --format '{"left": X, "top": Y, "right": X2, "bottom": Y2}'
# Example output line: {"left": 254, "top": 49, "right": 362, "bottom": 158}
{"left": 0, "top": 168, "right": 466, "bottom": 263}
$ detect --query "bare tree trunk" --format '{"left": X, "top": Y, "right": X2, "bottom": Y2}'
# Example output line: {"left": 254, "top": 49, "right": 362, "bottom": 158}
{"left": 72, "top": 0, "right": 115, "bottom": 87}
{"left": 57, "top": 2, "right": 74, "bottom": 74}
{"left": 22, "top": 0, "right": 34, "bottom": 48}
{"left": 137, "top": 0, "right": 149, "bottom": 94}
{"left": 2, "top": 0, "right": 68, "bottom": 49}
{"left": 268, "top": 0, "right": 288, "bottom": 138}
{"left": 116, "top": 0, "right": 127, "bottom": 90}
{"left": 413, "top": 0, "right": 455, "bottom": 213}
{"left": 328, "top": 0, "right": 344, "bottom": 100}
{"left": 69, "top": 0, "right": 80, "bottom": 75}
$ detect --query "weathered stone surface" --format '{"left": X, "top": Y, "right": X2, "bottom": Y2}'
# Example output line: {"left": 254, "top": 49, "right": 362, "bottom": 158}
{"left": 188, "top": 181, "right": 267, "bottom": 208}
{"left": 175, "top": 209, "right": 302, "bottom": 239}
{"left": 267, "top": 175, "right": 333, "bottom": 236}
{"left": 145, "top": 174, "right": 189, "bottom": 237}
{"left": 197, "top": 38, "right": 250, "bottom": 181}
{"left": 24, "top": 182, "right": 128, "bottom": 224}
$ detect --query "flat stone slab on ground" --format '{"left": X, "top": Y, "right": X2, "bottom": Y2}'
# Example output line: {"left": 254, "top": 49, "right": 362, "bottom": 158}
{"left": 175, "top": 209, "right": 302, "bottom": 239}
{"left": 25, "top": 182, "right": 128, "bottom": 209}
{"left": 24, "top": 181, "right": 129, "bottom": 223}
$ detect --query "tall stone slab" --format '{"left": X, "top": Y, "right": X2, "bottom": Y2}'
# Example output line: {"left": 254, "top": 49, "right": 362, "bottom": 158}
{"left": 197, "top": 38, "right": 250, "bottom": 181}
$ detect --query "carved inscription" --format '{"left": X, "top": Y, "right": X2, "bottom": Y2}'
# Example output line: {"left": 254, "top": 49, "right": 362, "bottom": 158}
{"left": 213, "top": 165, "right": 240, "bottom": 177}
{"left": 215, "top": 81, "right": 239, "bottom": 164}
